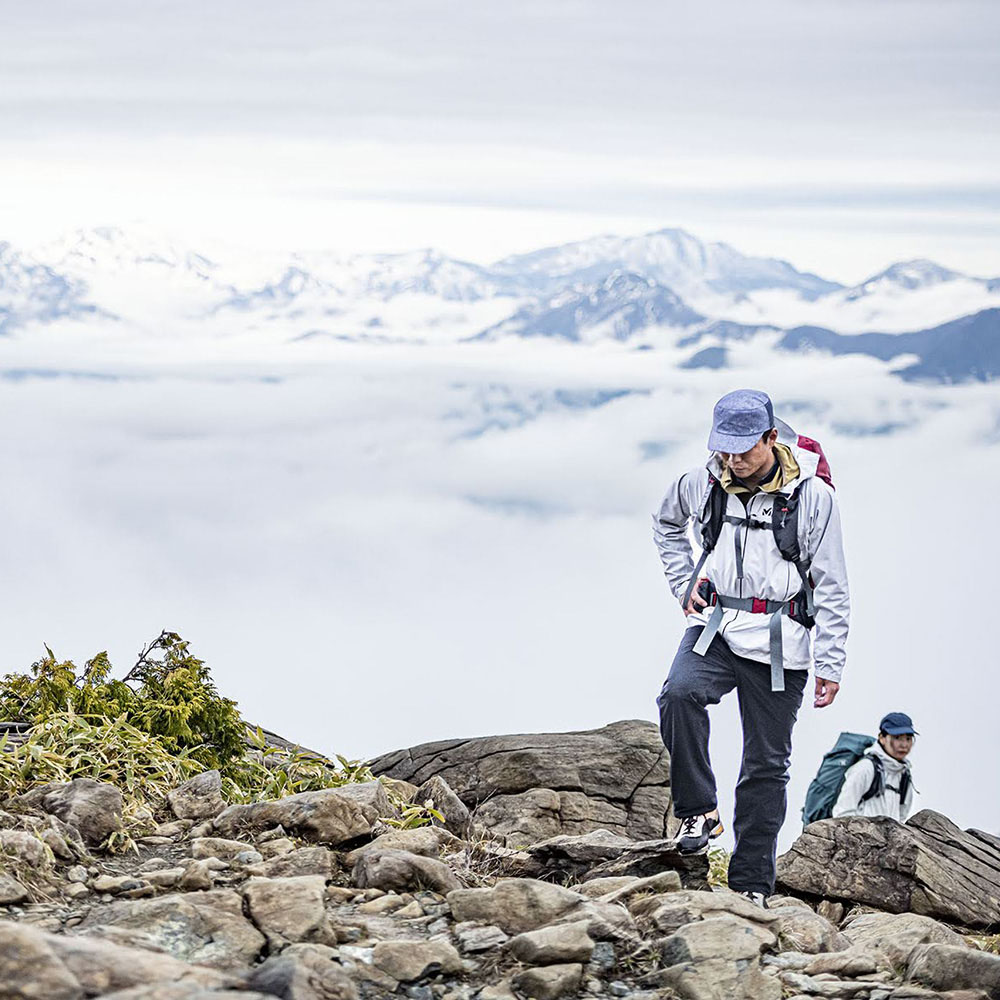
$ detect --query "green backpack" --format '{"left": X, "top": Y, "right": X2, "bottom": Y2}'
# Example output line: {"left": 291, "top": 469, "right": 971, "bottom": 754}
{"left": 802, "top": 732, "right": 909, "bottom": 827}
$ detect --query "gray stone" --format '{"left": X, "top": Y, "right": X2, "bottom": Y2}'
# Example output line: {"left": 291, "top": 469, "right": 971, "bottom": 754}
{"left": 447, "top": 878, "right": 585, "bottom": 934}
{"left": 906, "top": 944, "right": 1000, "bottom": 996}
{"left": 352, "top": 848, "right": 462, "bottom": 895}
{"left": 510, "top": 964, "right": 584, "bottom": 1000}
{"left": 0, "top": 871, "right": 29, "bottom": 904}
{"left": 454, "top": 922, "right": 509, "bottom": 953}
{"left": 246, "top": 846, "right": 334, "bottom": 880}
{"left": 579, "top": 836, "right": 710, "bottom": 888}
{"left": 414, "top": 774, "right": 472, "bottom": 838}
{"left": 213, "top": 781, "right": 392, "bottom": 846}
{"left": 843, "top": 912, "right": 970, "bottom": 968}
{"left": 507, "top": 919, "right": 595, "bottom": 964}
{"left": 370, "top": 720, "right": 670, "bottom": 844}
{"left": 805, "top": 946, "right": 893, "bottom": 978}
{"left": 371, "top": 937, "right": 463, "bottom": 981}
{"left": 633, "top": 888, "right": 780, "bottom": 936}
{"left": 0, "top": 921, "right": 236, "bottom": 997}
{"left": 243, "top": 876, "right": 329, "bottom": 949}
{"left": 168, "top": 770, "right": 226, "bottom": 821}
{"left": 778, "top": 811, "right": 1000, "bottom": 929}
{"left": 97, "top": 990, "right": 274, "bottom": 1000}
{"left": 245, "top": 949, "right": 359, "bottom": 1000}
{"left": 769, "top": 904, "right": 848, "bottom": 953}
{"left": 661, "top": 914, "right": 777, "bottom": 964}
{"left": 78, "top": 889, "right": 265, "bottom": 969}
{"left": 0, "top": 828, "right": 49, "bottom": 867}
{"left": 18, "top": 778, "right": 123, "bottom": 846}
{"left": 344, "top": 826, "right": 462, "bottom": 865}
{"left": 192, "top": 836, "right": 254, "bottom": 861}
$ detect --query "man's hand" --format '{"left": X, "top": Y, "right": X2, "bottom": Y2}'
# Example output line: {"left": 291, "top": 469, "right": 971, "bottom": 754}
{"left": 814, "top": 677, "right": 840, "bottom": 708}
{"left": 683, "top": 578, "right": 710, "bottom": 616}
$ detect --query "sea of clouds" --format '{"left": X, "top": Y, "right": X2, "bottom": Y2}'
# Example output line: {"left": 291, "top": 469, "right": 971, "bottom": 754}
{"left": 1, "top": 333, "right": 997, "bottom": 848}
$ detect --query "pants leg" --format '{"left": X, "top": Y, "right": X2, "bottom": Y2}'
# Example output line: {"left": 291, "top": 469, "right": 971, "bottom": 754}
{"left": 727, "top": 660, "right": 807, "bottom": 895}
{"left": 656, "top": 627, "right": 738, "bottom": 819}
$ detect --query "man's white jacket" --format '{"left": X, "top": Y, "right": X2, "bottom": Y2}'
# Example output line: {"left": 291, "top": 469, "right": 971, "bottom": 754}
{"left": 653, "top": 434, "right": 850, "bottom": 682}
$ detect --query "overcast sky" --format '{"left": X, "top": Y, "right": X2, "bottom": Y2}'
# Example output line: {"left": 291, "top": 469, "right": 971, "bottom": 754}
{"left": 3, "top": 1, "right": 1000, "bottom": 279}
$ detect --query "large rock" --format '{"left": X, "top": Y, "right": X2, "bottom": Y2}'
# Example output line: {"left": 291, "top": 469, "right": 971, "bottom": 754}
{"left": 243, "top": 876, "right": 329, "bottom": 950}
{"left": 767, "top": 904, "right": 847, "bottom": 954}
{"left": 658, "top": 916, "right": 781, "bottom": 1000}
{"left": 344, "top": 826, "right": 462, "bottom": 865}
{"left": 351, "top": 847, "right": 462, "bottom": 895}
{"left": 777, "top": 810, "right": 1000, "bottom": 928}
{"left": 506, "top": 920, "right": 595, "bottom": 965}
{"left": 447, "top": 878, "right": 586, "bottom": 934}
{"left": 573, "top": 835, "right": 710, "bottom": 888}
{"left": 842, "top": 912, "right": 970, "bottom": 967}
{"left": 78, "top": 889, "right": 265, "bottom": 969}
{"left": 17, "top": 778, "right": 123, "bottom": 845}
{"left": 245, "top": 949, "right": 359, "bottom": 1000}
{"left": 212, "top": 782, "right": 391, "bottom": 846}
{"left": 906, "top": 943, "right": 1000, "bottom": 996}
{"left": 509, "top": 964, "right": 584, "bottom": 1000}
{"left": 0, "top": 922, "right": 236, "bottom": 998}
{"left": 0, "top": 828, "right": 50, "bottom": 867}
{"left": 168, "top": 770, "right": 226, "bottom": 821}
{"left": 413, "top": 774, "right": 472, "bottom": 838}
{"left": 369, "top": 720, "right": 670, "bottom": 844}
{"left": 370, "top": 937, "right": 463, "bottom": 981}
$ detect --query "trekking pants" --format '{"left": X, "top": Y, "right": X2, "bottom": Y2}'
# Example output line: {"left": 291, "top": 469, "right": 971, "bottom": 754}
{"left": 656, "top": 626, "right": 807, "bottom": 895}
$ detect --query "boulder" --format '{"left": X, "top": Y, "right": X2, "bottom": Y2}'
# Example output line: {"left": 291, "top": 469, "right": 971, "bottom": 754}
{"left": 413, "top": 774, "right": 472, "bottom": 838}
{"left": 0, "top": 922, "right": 236, "bottom": 998}
{"left": 17, "top": 778, "right": 123, "bottom": 845}
{"left": 344, "top": 826, "right": 462, "bottom": 865}
{"left": 243, "top": 876, "right": 329, "bottom": 949}
{"left": 168, "top": 771, "right": 226, "bottom": 821}
{"left": 246, "top": 846, "right": 334, "bottom": 880}
{"left": 906, "top": 944, "right": 1000, "bottom": 997}
{"left": 630, "top": 889, "right": 779, "bottom": 936}
{"left": 371, "top": 937, "right": 463, "bottom": 981}
{"left": 660, "top": 914, "right": 777, "bottom": 964}
{"left": 842, "top": 912, "right": 970, "bottom": 967}
{"left": 97, "top": 990, "right": 274, "bottom": 1000}
{"left": 351, "top": 847, "right": 462, "bottom": 895}
{"left": 777, "top": 810, "right": 1000, "bottom": 928}
{"left": 768, "top": 903, "right": 847, "bottom": 953}
{"left": 245, "top": 950, "right": 359, "bottom": 1000}
{"left": 569, "top": 835, "right": 709, "bottom": 888}
{"left": 212, "top": 782, "right": 391, "bottom": 846}
{"left": 506, "top": 920, "right": 595, "bottom": 964}
{"left": 369, "top": 720, "right": 670, "bottom": 844}
{"left": 510, "top": 964, "right": 584, "bottom": 1000}
{"left": 0, "top": 828, "right": 50, "bottom": 867}
{"left": 78, "top": 889, "right": 265, "bottom": 969}
{"left": 455, "top": 922, "right": 510, "bottom": 953}
{"left": 447, "top": 878, "right": 586, "bottom": 935}
{"left": 0, "top": 871, "right": 30, "bottom": 903}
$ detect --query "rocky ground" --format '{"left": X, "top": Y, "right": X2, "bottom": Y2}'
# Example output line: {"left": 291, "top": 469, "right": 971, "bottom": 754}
{"left": 1, "top": 722, "right": 999, "bottom": 1000}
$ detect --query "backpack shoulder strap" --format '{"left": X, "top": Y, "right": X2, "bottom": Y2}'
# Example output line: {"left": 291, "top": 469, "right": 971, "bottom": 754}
{"left": 860, "top": 754, "right": 885, "bottom": 804}
{"left": 772, "top": 481, "right": 817, "bottom": 621}
{"left": 898, "top": 765, "right": 912, "bottom": 804}
{"left": 680, "top": 476, "right": 727, "bottom": 611}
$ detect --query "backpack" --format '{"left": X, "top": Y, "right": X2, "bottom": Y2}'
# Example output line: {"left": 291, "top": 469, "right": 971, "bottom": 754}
{"left": 681, "top": 432, "right": 833, "bottom": 625}
{"left": 801, "top": 732, "right": 911, "bottom": 827}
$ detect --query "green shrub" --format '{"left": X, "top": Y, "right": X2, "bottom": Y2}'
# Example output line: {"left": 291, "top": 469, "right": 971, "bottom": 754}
{"left": 0, "top": 631, "right": 428, "bottom": 850}
{"left": 0, "top": 631, "right": 247, "bottom": 772}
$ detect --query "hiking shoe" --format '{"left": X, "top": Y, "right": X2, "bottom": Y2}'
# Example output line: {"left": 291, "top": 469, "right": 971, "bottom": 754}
{"left": 676, "top": 812, "right": 724, "bottom": 854}
{"left": 736, "top": 890, "right": 769, "bottom": 909}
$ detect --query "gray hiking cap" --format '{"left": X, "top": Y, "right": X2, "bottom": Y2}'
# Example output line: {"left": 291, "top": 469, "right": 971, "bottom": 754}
{"left": 707, "top": 388, "right": 775, "bottom": 453}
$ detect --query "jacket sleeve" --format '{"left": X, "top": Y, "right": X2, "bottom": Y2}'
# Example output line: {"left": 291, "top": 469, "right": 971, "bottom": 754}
{"left": 804, "top": 480, "right": 851, "bottom": 683}
{"left": 831, "top": 758, "right": 874, "bottom": 817}
{"left": 652, "top": 470, "right": 704, "bottom": 604}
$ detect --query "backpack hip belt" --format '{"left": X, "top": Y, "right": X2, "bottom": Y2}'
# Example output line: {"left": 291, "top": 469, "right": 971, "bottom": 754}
{"left": 692, "top": 594, "right": 799, "bottom": 692}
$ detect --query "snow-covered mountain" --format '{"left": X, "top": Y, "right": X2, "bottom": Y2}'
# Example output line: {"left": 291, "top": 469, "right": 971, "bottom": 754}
{"left": 3, "top": 224, "right": 999, "bottom": 383}
{"left": 492, "top": 228, "right": 842, "bottom": 303}
{"left": 473, "top": 271, "right": 703, "bottom": 343}
{"left": 0, "top": 242, "right": 99, "bottom": 333}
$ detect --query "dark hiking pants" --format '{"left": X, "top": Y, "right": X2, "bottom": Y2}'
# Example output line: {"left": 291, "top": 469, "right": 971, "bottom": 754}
{"left": 656, "top": 626, "right": 807, "bottom": 895}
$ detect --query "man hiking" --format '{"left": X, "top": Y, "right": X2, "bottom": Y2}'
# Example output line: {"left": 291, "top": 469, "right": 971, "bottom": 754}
{"left": 653, "top": 388, "right": 849, "bottom": 907}
{"left": 832, "top": 712, "right": 916, "bottom": 821}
